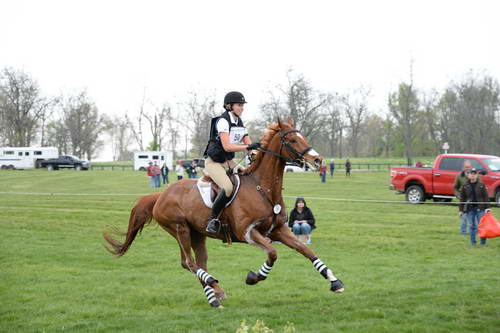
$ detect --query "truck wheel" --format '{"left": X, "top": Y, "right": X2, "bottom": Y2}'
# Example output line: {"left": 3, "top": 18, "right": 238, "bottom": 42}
{"left": 8, "top": 165, "right": 15, "bottom": 170}
{"left": 139, "top": 167, "right": 146, "bottom": 171}
{"left": 47, "top": 165, "right": 54, "bottom": 171}
{"left": 406, "top": 185, "right": 425, "bottom": 204}
{"left": 75, "top": 165, "right": 82, "bottom": 171}
{"left": 496, "top": 190, "right": 500, "bottom": 208}
{"left": 1, "top": 165, "right": 6, "bottom": 170}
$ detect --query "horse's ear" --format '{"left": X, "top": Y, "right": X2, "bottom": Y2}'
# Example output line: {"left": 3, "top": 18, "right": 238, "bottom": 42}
{"left": 287, "top": 116, "right": 295, "bottom": 127}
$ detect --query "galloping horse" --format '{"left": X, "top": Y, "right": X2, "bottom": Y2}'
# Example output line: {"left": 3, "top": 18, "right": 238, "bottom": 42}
{"left": 103, "top": 120, "right": 344, "bottom": 308}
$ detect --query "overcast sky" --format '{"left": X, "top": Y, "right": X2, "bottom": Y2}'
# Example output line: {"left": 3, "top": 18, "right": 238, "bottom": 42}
{"left": 1, "top": 0, "right": 499, "bottom": 158}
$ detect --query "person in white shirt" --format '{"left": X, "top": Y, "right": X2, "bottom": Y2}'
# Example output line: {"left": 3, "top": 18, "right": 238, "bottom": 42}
{"left": 202, "top": 91, "right": 260, "bottom": 234}
{"left": 175, "top": 161, "right": 185, "bottom": 181}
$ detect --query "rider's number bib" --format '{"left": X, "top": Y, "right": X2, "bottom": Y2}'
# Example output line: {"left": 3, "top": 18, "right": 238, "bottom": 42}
{"left": 229, "top": 127, "right": 246, "bottom": 144}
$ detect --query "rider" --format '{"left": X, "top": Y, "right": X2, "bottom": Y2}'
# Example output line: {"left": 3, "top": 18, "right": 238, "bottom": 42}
{"left": 203, "top": 91, "right": 260, "bottom": 234}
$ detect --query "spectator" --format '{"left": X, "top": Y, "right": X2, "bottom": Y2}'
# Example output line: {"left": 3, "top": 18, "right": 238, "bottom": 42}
{"left": 345, "top": 159, "right": 351, "bottom": 177}
{"left": 454, "top": 160, "right": 472, "bottom": 234}
{"left": 161, "top": 162, "right": 169, "bottom": 185}
{"left": 146, "top": 161, "right": 155, "bottom": 187}
{"left": 288, "top": 197, "right": 316, "bottom": 244}
{"left": 319, "top": 160, "right": 327, "bottom": 183}
{"left": 153, "top": 161, "right": 161, "bottom": 187}
{"left": 329, "top": 159, "right": 335, "bottom": 178}
{"left": 191, "top": 160, "right": 198, "bottom": 178}
{"left": 459, "top": 168, "right": 491, "bottom": 246}
{"left": 175, "top": 161, "right": 185, "bottom": 181}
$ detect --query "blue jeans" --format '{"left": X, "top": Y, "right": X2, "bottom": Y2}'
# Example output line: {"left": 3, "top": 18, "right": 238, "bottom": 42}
{"left": 321, "top": 172, "right": 326, "bottom": 183}
{"left": 149, "top": 176, "right": 156, "bottom": 187}
{"left": 460, "top": 213, "right": 468, "bottom": 234}
{"left": 466, "top": 209, "right": 486, "bottom": 245}
{"left": 292, "top": 222, "right": 312, "bottom": 235}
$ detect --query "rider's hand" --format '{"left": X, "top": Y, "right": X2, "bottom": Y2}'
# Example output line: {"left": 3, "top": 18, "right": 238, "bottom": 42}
{"left": 233, "top": 164, "right": 246, "bottom": 174}
{"left": 246, "top": 142, "right": 261, "bottom": 151}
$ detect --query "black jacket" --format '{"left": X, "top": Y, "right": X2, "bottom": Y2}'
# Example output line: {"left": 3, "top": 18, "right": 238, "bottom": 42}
{"left": 288, "top": 198, "right": 316, "bottom": 229}
{"left": 459, "top": 180, "right": 490, "bottom": 212}
{"left": 203, "top": 111, "right": 245, "bottom": 163}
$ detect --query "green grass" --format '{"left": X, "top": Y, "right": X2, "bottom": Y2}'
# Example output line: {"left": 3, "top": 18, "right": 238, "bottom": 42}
{"left": 1, "top": 169, "right": 499, "bottom": 332}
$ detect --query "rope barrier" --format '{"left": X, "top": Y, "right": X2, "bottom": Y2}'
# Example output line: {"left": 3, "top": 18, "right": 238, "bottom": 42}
{"left": 0, "top": 191, "right": 496, "bottom": 206}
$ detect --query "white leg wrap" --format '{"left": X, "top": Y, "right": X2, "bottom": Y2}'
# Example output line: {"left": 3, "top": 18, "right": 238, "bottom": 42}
{"left": 196, "top": 268, "right": 216, "bottom": 284}
{"left": 312, "top": 258, "right": 327, "bottom": 274}
{"left": 326, "top": 268, "right": 337, "bottom": 282}
{"left": 258, "top": 262, "right": 273, "bottom": 277}
{"left": 203, "top": 285, "right": 217, "bottom": 304}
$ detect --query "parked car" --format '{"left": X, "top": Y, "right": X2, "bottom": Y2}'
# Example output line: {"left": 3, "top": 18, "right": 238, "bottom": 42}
{"left": 40, "top": 155, "right": 91, "bottom": 171}
{"left": 390, "top": 153, "right": 500, "bottom": 205}
{"left": 284, "top": 163, "right": 306, "bottom": 173}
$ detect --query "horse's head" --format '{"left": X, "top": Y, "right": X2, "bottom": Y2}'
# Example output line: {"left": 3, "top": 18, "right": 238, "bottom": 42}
{"left": 275, "top": 119, "right": 323, "bottom": 170}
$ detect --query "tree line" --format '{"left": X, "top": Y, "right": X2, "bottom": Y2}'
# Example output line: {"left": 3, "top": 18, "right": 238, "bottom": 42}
{"left": 1, "top": 67, "right": 499, "bottom": 162}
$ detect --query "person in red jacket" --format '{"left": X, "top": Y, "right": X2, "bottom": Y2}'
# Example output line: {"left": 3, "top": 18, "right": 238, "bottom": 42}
{"left": 146, "top": 161, "right": 155, "bottom": 187}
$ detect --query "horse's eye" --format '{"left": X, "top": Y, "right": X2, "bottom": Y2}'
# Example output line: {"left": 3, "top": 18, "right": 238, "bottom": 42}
{"left": 290, "top": 139, "right": 297, "bottom": 144}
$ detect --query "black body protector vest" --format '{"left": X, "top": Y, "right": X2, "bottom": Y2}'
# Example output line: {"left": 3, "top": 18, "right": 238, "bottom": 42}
{"left": 203, "top": 111, "right": 246, "bottom": 163}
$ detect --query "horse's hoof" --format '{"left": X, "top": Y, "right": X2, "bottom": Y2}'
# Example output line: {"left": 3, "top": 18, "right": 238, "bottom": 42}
{"left": 209, "top": 299, "right": 221, "bottom": 308}
{"left": 215, "top": 291, "right": 227, "bottom": 301}
{"left": 330, "top": 279, "right": 344, "bottom": 293}
{"left": 245, "top": 271, "right": 259, "bottom": 285}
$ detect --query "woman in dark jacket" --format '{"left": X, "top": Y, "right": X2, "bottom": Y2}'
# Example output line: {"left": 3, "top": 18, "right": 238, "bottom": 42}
{"left": 288, "top": 197, "right": 316, "bottom": 244}
{"left": 459, "top": 169, "right": 491, "bottom": 245}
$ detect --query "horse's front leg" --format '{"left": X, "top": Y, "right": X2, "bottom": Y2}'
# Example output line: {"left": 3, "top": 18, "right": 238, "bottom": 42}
{"left": 245, "top": 227, "right": 278, "bottom": 285}
{"left": 271, "top": 224, "right": 344, "bottom": 293}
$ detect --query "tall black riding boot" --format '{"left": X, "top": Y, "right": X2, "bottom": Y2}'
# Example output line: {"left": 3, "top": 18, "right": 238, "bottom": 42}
{"left": 206, "top": 191, "right": 231, "bottom": 234}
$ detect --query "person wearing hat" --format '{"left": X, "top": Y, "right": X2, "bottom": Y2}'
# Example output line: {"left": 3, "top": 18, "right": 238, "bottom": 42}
{"left": 459, "top": 168, "right": 491, "bottom": 246}
{"left": 454, "top": 160, "right": 473, "bottom": 234}
{"left": 288, "top": 197, "right": 316, "bottom": 244}
{"left": 203, "top": 91, "right": 260, "bottom": 234}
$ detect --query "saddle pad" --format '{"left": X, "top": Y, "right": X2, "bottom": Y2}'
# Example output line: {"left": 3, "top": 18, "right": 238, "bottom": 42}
{"left": 196, "top": 175, "right": 241, "bottom": 209}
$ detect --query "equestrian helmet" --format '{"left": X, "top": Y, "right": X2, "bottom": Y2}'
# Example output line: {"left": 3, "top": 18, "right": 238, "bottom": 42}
{"left": 224, "top": 91, "right": 247, "bottom": 105}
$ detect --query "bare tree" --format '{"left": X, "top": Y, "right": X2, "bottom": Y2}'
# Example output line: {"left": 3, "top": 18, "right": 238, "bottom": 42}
{"left": 341, "top": 87, "right": 370, "bottom": 157}
{"left": 108, "top": 114, "right": 133, "bottom": 161}
{"left": 388, "top": 82, "right": 420, "bottom": 165}
{"left": 322, "top": 94, "right": 345, "bottom": 157}
{"left": 62, "top": 91, "right": 108, "bottom": 159}
{"left": 0, "top": 67, "right": 57, "bottom": 146}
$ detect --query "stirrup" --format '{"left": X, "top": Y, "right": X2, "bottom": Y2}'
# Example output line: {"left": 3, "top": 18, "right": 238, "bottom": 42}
{"left": 206, "top": 218, "right": 221, "bottom": 234}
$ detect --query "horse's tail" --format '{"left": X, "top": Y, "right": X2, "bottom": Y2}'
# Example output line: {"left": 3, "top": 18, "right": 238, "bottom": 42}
{"left": 103, "top": 192, "right": 161, "bottom": 257}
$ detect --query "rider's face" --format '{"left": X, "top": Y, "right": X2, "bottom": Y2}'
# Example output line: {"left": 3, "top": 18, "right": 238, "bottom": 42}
{"left": 231, "top": 103, "right": 245, "bottom": 117}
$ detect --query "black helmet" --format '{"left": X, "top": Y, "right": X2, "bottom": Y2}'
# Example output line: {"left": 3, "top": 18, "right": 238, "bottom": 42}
{"left": 224, "top": 91, "right": 247, "bottom": 105}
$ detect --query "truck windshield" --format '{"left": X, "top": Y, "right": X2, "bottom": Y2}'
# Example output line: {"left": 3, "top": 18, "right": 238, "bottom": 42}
{"left": 483, "top": 158, "right": 500, "bottom": 172}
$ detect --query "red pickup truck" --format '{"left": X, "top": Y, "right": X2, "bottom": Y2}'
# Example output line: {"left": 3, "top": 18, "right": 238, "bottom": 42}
{"left": 390, "top": 154, "right": 500, "bottom": 205}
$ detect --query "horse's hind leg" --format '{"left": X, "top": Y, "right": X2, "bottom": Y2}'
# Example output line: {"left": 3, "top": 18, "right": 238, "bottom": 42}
{"left": 271, "top": 224, "right": 344, "bottom": 293}
{"left": 245, "top": 228, "right": 278, "bottom": 286}
{"left": 160, "top": 223, "right": 224, "bottom": 308}
{"left": 190, "top": 230, "right": 227, "bottom": 301}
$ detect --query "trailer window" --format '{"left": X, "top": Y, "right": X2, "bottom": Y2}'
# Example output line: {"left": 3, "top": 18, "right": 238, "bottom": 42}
{"left": 25, "top": 152, "right": 30, "bottom": 156}
{"left": 138, "top": 155, "right": 148, "bottom": 159}
{"left": 34, "top": 151, "right": 42, "bottom": 155}
{"left": 161, "top": 156, "right": 164, "bottom": 160}
{"left": 4, "top": 151, "right": 14, "bottom": 155}
{"left": 152, "top": 155, "right": 159, "bottom": 160}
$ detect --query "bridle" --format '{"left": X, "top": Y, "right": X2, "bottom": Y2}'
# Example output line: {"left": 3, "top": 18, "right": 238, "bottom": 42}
{"left": 256, "top": 129, "right": 312, "bottom": 165}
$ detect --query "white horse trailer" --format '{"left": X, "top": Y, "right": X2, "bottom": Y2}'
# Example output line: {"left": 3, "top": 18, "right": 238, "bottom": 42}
{"left": 0, "top": 147, "right": 59, "bottom": 170}
{"left": 134, "top": 151, "right": 173, "bottom": 171}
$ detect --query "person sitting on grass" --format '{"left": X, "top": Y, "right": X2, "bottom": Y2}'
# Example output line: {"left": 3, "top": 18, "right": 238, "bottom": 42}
{"left": 288, "top": 197, "right": 316, "bottom": 244}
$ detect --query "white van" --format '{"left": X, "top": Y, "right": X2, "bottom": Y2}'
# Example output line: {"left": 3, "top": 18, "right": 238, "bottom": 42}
{"left": 0, "top": 147, "right": 59, "bottom": 170}
{"left": 134, "top": 151, "right": 173, "bottom": 171}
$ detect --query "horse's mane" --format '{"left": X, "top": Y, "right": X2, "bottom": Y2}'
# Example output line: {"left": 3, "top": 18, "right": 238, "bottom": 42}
{"left": 243, "top": 122, "right": 280, "bottom": 174}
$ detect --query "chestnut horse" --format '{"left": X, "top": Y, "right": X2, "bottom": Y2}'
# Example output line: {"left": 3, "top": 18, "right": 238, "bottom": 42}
{"left": 103, "top": 120, "right": 344, "bottom": 308}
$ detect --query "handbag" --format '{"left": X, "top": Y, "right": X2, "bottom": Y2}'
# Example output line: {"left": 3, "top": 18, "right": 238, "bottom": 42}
{"left": 478, "top": 211, "right": 500, "bottom": 238}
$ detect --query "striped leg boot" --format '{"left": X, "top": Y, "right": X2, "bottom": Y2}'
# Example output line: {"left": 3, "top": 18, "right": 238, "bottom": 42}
{"left": 311, "top": 257, "right": 344, "bottom": 293}
{"left": 246, "top": 261, "right": 273, "bottom": 285}
{"left": 203, "top": 285, "right": 221, "bottom": 308}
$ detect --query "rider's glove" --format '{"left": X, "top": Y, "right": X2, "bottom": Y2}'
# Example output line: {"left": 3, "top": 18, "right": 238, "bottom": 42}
{"left": 247, "top": 142, "right": 261, "bottom": 151}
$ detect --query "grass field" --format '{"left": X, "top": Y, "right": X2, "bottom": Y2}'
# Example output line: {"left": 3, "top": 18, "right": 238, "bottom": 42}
{"left": 1, "top": 169, "right": 499, "bottom": 332}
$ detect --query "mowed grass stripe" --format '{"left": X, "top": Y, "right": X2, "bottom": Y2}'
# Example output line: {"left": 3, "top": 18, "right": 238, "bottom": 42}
{"left": 1, "top": 170, "right": 499, "bottom": 332}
